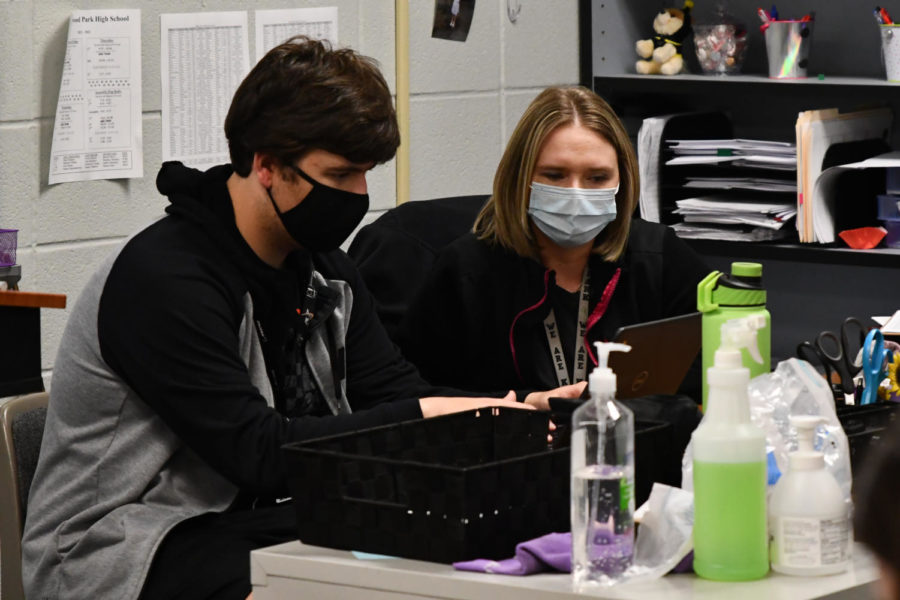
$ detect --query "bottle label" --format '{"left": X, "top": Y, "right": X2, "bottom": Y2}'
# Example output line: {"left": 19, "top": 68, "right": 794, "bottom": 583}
{"left": 619, "top": 476, "right": 633, "bottom": 514}
{"left": 773, "top": 516, "right": 849, "bottom": 568}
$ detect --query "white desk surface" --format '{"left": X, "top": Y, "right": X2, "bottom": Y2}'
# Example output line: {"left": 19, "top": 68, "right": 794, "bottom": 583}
{"left": 251, "top": 541, "right": 879, "bottom": 600}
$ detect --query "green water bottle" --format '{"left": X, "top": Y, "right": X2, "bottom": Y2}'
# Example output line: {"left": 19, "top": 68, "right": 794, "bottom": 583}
{"left": 697, "top": 262, "right": 771, "bottom": 411}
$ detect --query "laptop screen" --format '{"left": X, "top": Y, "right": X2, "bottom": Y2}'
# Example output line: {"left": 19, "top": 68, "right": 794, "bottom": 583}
{"left": 609, "top": 312, "right": 701, "bottom": 399}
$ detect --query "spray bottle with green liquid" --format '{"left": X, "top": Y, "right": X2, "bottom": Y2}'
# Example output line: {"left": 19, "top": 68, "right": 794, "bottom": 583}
{"left": 697, "top": 262, "right": 771, "bottom": 411}
{"left": 692, "top": 315, "right": 769, "bottom": 581}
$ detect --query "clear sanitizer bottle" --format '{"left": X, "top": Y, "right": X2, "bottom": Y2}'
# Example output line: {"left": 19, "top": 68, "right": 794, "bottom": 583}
{"left": 770, "top": 415, "right": 851, "bottom": 576}
{"left": 571, "top": 342, "right": 635, "bottom": 590}
{"left": 692, "top": 315, "right": 769, "bottom": 581}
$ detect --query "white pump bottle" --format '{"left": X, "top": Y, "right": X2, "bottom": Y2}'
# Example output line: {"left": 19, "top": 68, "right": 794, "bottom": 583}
{"left": 570, "top": 342, "right": 634, "bottom": 589}
{"left": 769, "top": 415, "right": 850, "bottom": 575}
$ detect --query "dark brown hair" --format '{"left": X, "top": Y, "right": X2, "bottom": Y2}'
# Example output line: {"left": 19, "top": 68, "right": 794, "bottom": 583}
{"left": 225, "top": 36, "right": 399, "bottom": 176}
{"left": 473, "top": 86, "right": 638, "bottom": 261}
{"left": 854, "top": 419, "right": 900, "bottom": 577}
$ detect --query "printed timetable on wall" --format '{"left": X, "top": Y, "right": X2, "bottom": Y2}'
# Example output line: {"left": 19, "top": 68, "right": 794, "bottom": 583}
{"left": 255, "top": 7, "right": 338, "bottom": 61}
{"left": 160, "top": 11, "right": 251, "bottom": 171}
{"left": 49, "top": 9, "right": 143, "bottom": 185}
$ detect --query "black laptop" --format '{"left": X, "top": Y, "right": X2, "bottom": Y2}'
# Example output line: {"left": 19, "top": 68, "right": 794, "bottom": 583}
{"left": 550, "top": 311, "right": 701, "bottom": 410}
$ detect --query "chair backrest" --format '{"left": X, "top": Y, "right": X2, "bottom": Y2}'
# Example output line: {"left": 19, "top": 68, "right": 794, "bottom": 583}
{"left": 347, "top": 195, "right": 487, "bottom": 344}
{"left": 0, "top": 391, "right": 49, "bottom": 600}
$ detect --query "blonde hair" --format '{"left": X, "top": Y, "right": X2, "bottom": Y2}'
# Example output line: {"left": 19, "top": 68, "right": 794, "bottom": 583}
{"left": 473, "top": 86, "right": 639, "bottom": 261}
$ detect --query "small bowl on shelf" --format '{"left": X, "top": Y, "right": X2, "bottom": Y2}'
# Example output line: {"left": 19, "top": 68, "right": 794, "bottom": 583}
{"left": 693, "top": 23, "right": 748, "bottom": 75}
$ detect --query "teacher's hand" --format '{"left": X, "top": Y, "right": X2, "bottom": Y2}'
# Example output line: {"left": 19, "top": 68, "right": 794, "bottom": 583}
{"left": 524, "top": 381, "right": 588, "bottom": 411}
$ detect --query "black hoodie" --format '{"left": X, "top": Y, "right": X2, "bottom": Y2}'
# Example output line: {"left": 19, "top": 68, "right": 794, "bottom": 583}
{"left": 98, "top": 162, "right": 438, "bottom": 495}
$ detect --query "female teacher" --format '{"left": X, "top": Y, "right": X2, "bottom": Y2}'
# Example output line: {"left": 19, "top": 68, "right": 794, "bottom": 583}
{"left": 399, "top": 86, "right": 709, "bottom": 406}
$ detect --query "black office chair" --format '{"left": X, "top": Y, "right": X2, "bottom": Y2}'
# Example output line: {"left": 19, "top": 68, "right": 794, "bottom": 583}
{"left": 0, "top": 391, "right": 48, "bottom": 600}
{"left": 348, "top": 195, "right": 488, "bottom": 344}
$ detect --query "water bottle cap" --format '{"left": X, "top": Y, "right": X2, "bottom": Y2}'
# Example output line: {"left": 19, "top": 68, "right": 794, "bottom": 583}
{"left": 731, "top": 262, "right": 762, "bottom": 278}
{"left": 712, "top": 262, "right": 766, "bottom": 307}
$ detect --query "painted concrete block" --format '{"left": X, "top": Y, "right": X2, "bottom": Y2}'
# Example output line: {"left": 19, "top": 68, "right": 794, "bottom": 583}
{"left": 503, "top": 1, "right": 579, "bottom": 88}
{"left": 409, "top": 94, "right": 500, "bottom": 200}
{"left": 410, "top": 0, "right": 500, "bottom": 94}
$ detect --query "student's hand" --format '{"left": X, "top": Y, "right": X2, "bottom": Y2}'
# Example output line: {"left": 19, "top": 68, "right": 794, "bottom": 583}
{"left": 524, "top": 381, "right": 588, "bottom": 411}
{"left": 418, "top": 391, "right": 533, "bottom": 418}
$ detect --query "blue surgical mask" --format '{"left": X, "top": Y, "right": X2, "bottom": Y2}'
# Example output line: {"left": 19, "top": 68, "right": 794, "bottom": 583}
{"left": 527, "top": 181, "right": 619, "bottom": 247}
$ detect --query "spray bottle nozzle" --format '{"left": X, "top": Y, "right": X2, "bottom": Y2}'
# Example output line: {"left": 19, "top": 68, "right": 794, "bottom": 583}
{"left": 716, "top": 315, "right": 765, "bottom": 368}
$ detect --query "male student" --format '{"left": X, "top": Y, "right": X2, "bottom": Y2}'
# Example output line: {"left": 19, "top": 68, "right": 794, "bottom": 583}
{"left": 22, "top": 37, "right": 580, "bottom": 600}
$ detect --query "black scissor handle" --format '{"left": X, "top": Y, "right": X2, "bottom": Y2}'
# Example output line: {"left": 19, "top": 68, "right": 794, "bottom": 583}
{"left": 797, "top": 341, "right": 833, "bottom": 379}
{"left": 841, "top": 317, "right": 867, "bottom": 375}
{"left": 815, "top": 331, "right": 855, "bottom": 395}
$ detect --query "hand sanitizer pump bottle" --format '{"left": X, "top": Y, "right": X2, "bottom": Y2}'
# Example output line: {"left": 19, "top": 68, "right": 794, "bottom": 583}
{"left": 692, "top": 316, "right": 769, "bottom": 581}
{"left": 571, "top": 342, "right": 634, "bottom": 590}
{"left": 770, "top": 416, "right": 851, "bottom": 576}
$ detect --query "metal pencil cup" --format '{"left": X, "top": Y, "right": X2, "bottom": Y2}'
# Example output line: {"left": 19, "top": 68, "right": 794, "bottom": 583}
{"left": 764, "top": 20, "right": 814, "bottom": 78}
{"left": 880, "top": 25, "right": 900, "bottom": 82}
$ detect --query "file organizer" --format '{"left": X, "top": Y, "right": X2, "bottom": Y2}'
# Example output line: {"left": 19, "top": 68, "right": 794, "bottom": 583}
{"left": 637, "top": 111, "right": 733, "bottom": 224}
{"left": 639, "top": 111, "right": 800, "bottom": 240}
{"left": 283, "top": 407, "right": 670, "bottom": 563}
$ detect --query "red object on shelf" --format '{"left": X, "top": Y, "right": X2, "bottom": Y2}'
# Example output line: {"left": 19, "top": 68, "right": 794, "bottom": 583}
{"left": 838, "top": 226, "right": 887, "bottom": 250}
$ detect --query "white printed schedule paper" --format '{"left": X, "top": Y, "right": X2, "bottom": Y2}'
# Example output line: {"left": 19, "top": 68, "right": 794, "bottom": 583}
{"left": 49, "top": 9, "right": 142, "bottom": 185}
{"left": 161, "top": 12, "right": 250, "bottom": 171}
{"left": 255, "top": 7, "right": 338, "bottom": 61}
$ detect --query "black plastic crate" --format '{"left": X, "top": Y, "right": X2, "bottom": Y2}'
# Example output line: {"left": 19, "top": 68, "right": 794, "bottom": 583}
{"left": 283, "top": 407, "right": 672, "bottom": 563}
{"left": 838, "top": 403, "right": 900, "bottom": 478}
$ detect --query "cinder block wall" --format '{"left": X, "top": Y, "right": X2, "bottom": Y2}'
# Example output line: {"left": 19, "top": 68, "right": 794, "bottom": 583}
{"left": 0, "top": 0, "right": 578, "bottom": 383}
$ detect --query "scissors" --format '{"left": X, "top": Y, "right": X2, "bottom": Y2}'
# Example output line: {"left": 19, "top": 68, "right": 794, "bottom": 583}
{"left": 861, "top": 329, "right": 891, "bottom": 405}
{"left": 796, "top": 317, "right": 867, "bottom": 404}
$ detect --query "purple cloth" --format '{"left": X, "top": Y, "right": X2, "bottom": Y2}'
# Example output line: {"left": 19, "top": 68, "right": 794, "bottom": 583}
{"left": 453, "top": 532, "right": 694, "bottom": 577}
{"left": 453, "top": 532, "right": 572, "bottom": 575}
{"left": 672, "top": 550, "right": 694, "bottom": 574}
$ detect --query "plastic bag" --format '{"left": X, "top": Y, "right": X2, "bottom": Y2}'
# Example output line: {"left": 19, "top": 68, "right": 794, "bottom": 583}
{"left": 682, "top": 357, "right": 852, "bottom": 503}
{"left": 626, "top": 483, "right": 695, "bottom": 583}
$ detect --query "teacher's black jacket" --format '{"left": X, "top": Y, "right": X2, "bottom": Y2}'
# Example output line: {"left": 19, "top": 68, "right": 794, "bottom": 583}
{"left": 399, "top": 220, "right": 710, "bottom": 397}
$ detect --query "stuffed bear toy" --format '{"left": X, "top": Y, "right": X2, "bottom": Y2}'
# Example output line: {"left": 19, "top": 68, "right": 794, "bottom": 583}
{"left": 635, "top": 1, "right": 694, "bottom": 75}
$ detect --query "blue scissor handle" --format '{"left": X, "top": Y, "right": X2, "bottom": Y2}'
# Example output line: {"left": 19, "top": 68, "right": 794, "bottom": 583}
{"left": 861, "top": 329, "right": 886, "bottom": 405}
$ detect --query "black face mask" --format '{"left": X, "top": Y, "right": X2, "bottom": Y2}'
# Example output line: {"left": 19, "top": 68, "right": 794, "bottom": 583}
{"left": 266, "top": 164, "right": 369, "bottom": 251}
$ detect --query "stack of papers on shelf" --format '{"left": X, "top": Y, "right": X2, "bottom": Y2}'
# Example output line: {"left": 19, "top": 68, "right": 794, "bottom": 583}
{"left": 666, "top": 139, "right": 797, "bottom": 170}
{"left": 673, "top": 196, "right": 796, "bottom": 230}
{"left": 669, "top": 222, "right": 794, "bottom": 242}
{"left": 662, "top": 137, "right": 798, "bottom": 242}
{"left": 672, "top": 195, "right": 796, "bottom": 241}
{"left": 795, "top": 107, "right": 893, "bottom": 243}
{"left": 683, "top": 177, "right": 796, "bottom": 193}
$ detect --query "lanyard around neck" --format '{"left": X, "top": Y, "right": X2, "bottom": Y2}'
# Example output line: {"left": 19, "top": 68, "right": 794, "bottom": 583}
{"left": 543, "top": 269, "right": 590, "bottom": 387}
